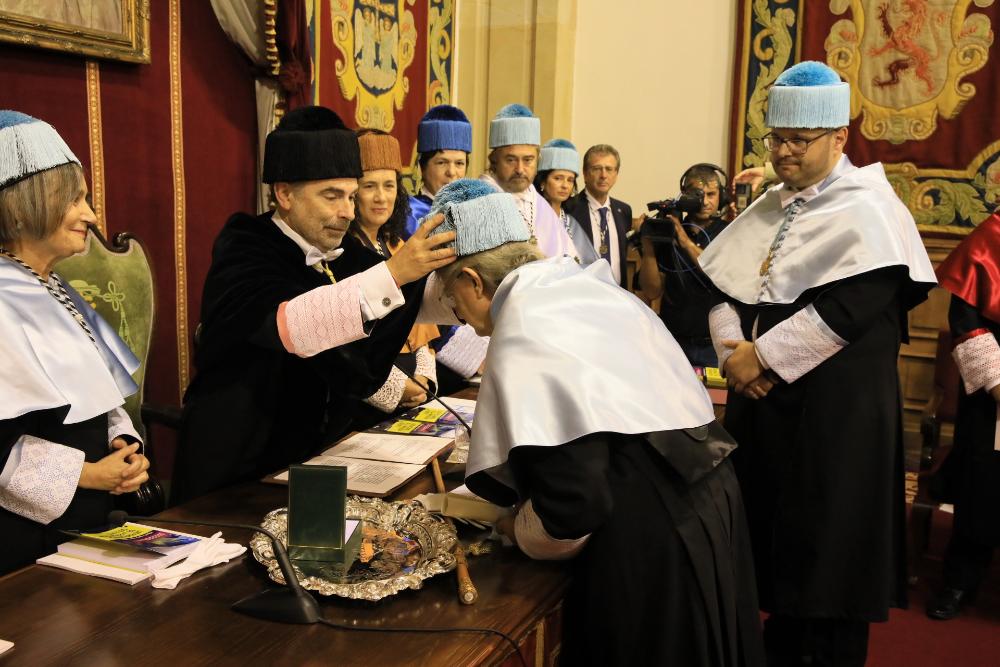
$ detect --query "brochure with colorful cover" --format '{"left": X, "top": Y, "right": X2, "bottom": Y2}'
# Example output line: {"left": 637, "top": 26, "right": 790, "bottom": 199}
{"left": 72, "top": 523, "right": 201, "bottom": 556}
{"left": 368, "top": 400, "right": 475, "bottom": 438}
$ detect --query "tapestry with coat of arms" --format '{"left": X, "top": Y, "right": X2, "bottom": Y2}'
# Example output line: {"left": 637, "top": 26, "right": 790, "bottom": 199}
{"left": 307, "top": 0, "right": 454, "bottom": 195}
{"left": 730, "top": 0, "right": 1000, "bottom": 234}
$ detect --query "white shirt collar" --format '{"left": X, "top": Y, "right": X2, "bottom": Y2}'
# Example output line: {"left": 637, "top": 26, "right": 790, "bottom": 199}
{"left": 585, "top": 189, "right": 610, "bottom": 211}
{"left": 778, "top": 154, "right": 855, "bottom": 209}
{"left": 271, "top": 211, "right": 344, "bottom": 267}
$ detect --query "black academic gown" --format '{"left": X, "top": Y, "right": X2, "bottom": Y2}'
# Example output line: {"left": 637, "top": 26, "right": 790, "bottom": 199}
{"left": 0, "top": 409, "right": 112, "bottom": 574}
{"left": 173, "top": 213, "right": 425, "bottom": 504}
{"left": 468, "top": 433, "right": 765, "bottom": 667}
{"left": 724, "top": 266, "right": 922, "bottom": 621}
{"left": 937, "top": 297, "right": 1000, "bottom": 546}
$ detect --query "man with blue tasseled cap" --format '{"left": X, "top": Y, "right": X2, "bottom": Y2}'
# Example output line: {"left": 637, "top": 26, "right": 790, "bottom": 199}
{"left": 699, "top": 61, "right": 937, "bottom": 665}
{"left": 404, "top": 104, "right": 473, "bottom": 238}
{"left": 429, "top": 177, "right": 765, "bottom": 666}
{"left": 479, "top": 104, "right": 580, "bottom": 261}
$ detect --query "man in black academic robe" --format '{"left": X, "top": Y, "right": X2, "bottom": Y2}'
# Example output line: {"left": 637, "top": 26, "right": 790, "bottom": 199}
{"left": 926, "top": 213, "right": 1000, "bottom": 620}
{"left": 173, "top": 107, "right": 455, "bottom": 504}
{"left": 699, "top": 62, "right": 937, "bottom": 666}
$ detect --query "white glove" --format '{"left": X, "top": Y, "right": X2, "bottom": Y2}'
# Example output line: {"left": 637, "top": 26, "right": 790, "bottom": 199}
{"left": 150, "top": 532, "right": 246, "bottom": 589}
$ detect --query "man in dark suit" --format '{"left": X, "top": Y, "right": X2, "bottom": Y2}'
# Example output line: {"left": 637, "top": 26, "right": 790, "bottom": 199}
{"left": 566, "top": 144, "right": 632, "bottom": 289}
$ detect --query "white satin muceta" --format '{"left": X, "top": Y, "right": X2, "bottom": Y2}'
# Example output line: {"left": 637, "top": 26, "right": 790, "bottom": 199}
{"left": 468, "top": 256, "right": 715, "bottom": 492}
{"left": 698, "top": 161, "right": 936, "bottom": 305}
{"left": 0, "top": 260, "right": 139, "bottom": 424}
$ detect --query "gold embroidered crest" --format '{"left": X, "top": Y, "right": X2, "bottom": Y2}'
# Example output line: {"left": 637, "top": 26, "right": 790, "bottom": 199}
{"left": 328, "top": 0, "right": 417, "bottom": 131}
{"left": 826, "top": 0, "right": 994, "bottom": 144}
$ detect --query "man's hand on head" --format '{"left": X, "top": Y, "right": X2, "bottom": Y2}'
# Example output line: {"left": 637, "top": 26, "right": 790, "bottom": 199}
{"left": 385, "top": 213, "right": 457, "bottom": 286}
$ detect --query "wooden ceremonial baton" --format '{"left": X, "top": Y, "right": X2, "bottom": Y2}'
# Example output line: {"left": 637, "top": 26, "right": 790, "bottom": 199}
{"left": 430, "top": 457, "right": 478, "bottom": 605}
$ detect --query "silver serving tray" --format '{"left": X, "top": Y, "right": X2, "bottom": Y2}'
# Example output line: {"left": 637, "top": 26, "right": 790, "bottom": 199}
{"left": 249, "top": 497, "right": 457, "bottom": 601}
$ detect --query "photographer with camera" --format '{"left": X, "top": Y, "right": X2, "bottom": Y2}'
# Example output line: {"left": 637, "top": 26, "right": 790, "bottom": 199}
{"left": 638, "top": 164, "right": 732, "bottom": 368}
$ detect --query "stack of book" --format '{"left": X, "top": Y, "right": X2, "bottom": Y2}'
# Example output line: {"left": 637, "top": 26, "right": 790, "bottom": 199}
{"left": 37, "top": 523, "right": 205, "bottom": 585}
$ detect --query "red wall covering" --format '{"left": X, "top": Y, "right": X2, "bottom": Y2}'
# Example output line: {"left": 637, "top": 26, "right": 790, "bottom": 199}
{"left": 0, "top": 0, "right": 258, "bottom": 474}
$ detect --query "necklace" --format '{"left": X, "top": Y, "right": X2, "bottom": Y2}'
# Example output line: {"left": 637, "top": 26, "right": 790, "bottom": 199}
{"left": 518, "top": 195, "right": 537, "bottom": 244}
{"left": 0, "top": 248, "right": 98, "bottom": 345}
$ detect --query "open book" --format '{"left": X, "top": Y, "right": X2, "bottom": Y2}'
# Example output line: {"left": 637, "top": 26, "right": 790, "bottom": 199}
{"left": 269, "top": 432, "right": 453, "bottom": 496}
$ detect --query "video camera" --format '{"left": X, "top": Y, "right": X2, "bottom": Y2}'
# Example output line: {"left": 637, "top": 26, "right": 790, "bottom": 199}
{"left": 641, "top": 188, "right": 705, "bottom": 244}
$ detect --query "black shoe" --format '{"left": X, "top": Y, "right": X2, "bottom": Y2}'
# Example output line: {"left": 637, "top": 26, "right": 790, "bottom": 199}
{"left": 926, "top": 587, "right": 975, "bottom": 620}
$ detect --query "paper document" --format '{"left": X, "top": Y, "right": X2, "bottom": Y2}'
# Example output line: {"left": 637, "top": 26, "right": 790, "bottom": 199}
{"left": 274, "top": 456, "right": 426, "bottom": 496}
{"left": 324, "top": 432, "right": 449, "bottom": 465}
{"left": 0, "top": 639, "right": 13, "bottom": 656}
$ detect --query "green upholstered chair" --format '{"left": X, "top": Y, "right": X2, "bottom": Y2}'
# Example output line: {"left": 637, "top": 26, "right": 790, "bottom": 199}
{"left": 55, "top": 223, "right": 155, "bottom": 433}
{"left": 55, "top": 223, "right": 179, "bottom": 512}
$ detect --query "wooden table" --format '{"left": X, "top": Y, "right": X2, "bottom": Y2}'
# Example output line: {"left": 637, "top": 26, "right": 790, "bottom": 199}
{"left": 0, "top": 462, "right": 568, "bottom": 666}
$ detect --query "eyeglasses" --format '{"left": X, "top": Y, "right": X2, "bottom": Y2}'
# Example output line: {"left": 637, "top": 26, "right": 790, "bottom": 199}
{"left": 763, "top": 130, "right": 834, "bottom": 155}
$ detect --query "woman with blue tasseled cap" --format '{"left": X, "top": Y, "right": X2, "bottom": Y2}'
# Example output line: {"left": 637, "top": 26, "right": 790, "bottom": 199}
{"left": 535, "top": 138, "right": 598, "bottom": 265}
{"left": 428, "top": 178, "right": 765, "bottom": 666}
{"left": 0, "top": 111, "right": 150, "bottom": 574}
{"left": 404, "top": 104, "right": 473, "bottom": 239}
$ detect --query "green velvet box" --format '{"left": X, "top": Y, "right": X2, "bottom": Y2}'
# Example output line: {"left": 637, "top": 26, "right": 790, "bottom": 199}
{"left": 287, "top": 464, "right": 361, "bottom": 563}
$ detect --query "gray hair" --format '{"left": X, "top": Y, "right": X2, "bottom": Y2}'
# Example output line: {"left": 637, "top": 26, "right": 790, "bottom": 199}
{"left": 436, "top": 241, "right": 545, "bottom": 295}
{"left": 0, "top": 163, "right": 84, "bottom": 245}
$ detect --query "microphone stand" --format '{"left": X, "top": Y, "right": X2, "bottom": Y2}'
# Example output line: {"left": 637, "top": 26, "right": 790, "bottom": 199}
{"left": 109, "top": 511, "right": 319, "bottom": 624}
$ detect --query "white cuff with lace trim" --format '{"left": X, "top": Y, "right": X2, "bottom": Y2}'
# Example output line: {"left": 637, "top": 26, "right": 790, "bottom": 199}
{"left": 708, "top": 302, "right": 744, "bottom": 372}
{"left": 953, "top": 331, "right": 1000, "bottom": 394}
{"left": 755, "top": 304, "right": 847, "bottom": 383}
{"left": 107, "top": 406, "right": 142, "bottom": 446}
{"left": 414, "top": 346, "right": 437, "bottom": 388}
{"left": 437, "top": 325, "right": 489, "bottom": 378}
{"left": 0, "top": 435, "right": 84, "bottom": 524}
{"left": 514, "top": 499, "right": 590, "bottom": 561}
{"left": 365, "top": 366, "right": 408, "bottom": 413}
{"left": 278, "top": 274, "right": 366, "bottom": 358}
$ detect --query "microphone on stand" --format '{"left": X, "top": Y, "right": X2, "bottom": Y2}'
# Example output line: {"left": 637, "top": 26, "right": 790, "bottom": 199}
{"left": 398, "top": 367, "right": 473, "bottom": 434}
{"left": 107, "top": 511, "right": 319, "bottom": 624}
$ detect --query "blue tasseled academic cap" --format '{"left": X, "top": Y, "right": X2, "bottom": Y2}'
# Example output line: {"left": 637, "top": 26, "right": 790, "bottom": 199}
{"left": 766, "top": 61, "right": 850, "bottom": 129}
{"left": 417, "top": 104, "right": 473, "bottom": 154}
{"left": 488, "top": 103, "right": 540, "bottom": 149}
{"left": 426, "top": 178, "right": 529, "bottom": 256}
{"left": 539, "top": 138, "right": 580, "bottom": 174}
{"left": 0, "top": 110, "right": 80, "bottom": 190}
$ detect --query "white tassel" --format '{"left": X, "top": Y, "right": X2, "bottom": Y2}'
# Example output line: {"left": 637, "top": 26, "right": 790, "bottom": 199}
{"left": 0, "top": 121, "right": 79, "bottom": 187}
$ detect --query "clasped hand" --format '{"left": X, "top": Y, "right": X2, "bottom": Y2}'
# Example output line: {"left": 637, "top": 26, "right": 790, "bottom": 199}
{"left": 721, "top": 340, "right": 774, "bottom": 400}
{"left": 385, "top": 214, "right": 457, "bottom": 286}
{"left": 79, "top": 438, "right": 151, "bottom": 495}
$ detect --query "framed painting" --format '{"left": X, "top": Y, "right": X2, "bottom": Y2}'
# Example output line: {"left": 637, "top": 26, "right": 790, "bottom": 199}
{"left": 0, "top": 0, "right": 150, "bottom": 63}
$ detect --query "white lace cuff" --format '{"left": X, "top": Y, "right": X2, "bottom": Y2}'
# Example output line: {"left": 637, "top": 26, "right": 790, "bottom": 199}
{"left": 953, "top": 331, "right": 1000, "bottom": 394}
{"left": 107, "top": 406, "right": 142, "bottom": 445}
{"left": 708, "top": 302, "right": 744, "bottom": 372}
{"left": 358, "top": 262, "right": 404, "bottom": 321}
{"left": 364, "top": 366, "right": 408, "bottom": 413}
{"left": 414, "top": 346, "right": 437, "bottom": 388}
{"left": 514, "top": 499, "right": 589, "bottom": 561}
{"left": 0, "top": 435, "right": 84, "bottom": 524}
{"left": 755, "top": 304, "right": 847, "bottom": 383}
{"left": 437, "top": 325, "right": 489, "bottom": 378}
{"left": 278, "top": 274, "right": 366, "bottom": 358}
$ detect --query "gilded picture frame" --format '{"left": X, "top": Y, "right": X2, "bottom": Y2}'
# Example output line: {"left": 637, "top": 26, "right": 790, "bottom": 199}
{"left": 0, "top": 0, "right": 150, "bottom": 64}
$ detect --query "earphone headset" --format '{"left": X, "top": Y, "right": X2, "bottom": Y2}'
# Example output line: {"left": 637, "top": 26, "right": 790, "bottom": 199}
{"left": 679, "top": 162, "right": 730, "bottom": 209}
